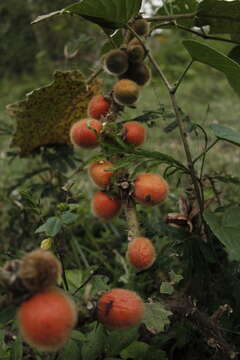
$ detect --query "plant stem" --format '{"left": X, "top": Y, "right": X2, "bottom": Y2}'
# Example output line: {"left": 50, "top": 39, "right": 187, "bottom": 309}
{"left": 175, "top": 23, "right": 240, "bottom": 46}
{"left": 72, "top": 266, "right": 100, "bottom": 296}
{"left": 146, "top": 12, "right": 197, "bottom": 23}
{"left": 193, "top": 139, "right": 219, "bottom": 164}
{"left": 173, "top": 60, "right": 193, "bottom": 94}
{"left": 127, "top": 25, "right": 203, "bottom": 215}
{"left": 124, "top": 200, "right": 141, "bottom": 241}
{"left": 170, "top": 95, "right": 203, "bottom": 213}
{"left": 86, "top": 67, "right": 103, "bottom": 85}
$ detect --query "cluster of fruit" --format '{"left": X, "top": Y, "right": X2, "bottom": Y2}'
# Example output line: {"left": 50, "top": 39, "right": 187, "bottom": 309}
{"left": 70, "top": 17, "right": 169, "bottom": 272}
{"left": 14, "top": 18, "right": 170, "bottom": 353}
{"left": 14, "top": 250, "right": 145, "bottom": 351}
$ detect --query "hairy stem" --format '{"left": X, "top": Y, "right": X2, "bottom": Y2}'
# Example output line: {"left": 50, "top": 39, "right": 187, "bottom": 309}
{"left": 124, "top": 200, "right": 141, "bottom": 241}
{"left": 127, "top": 25, "right": 204, "bottom": 215}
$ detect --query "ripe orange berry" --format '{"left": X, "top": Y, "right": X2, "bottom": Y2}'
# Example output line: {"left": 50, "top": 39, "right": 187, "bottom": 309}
{"left": 70, "top": 118, "right": 102, "bottom": 148}
{"left": 17, "top": 288, "right": 77, "bottom": 352}
{"left": 134, "top": 173, "right": 169, "bottom": 206}
{"left": 19, "top": 249, "right": 62, "bottom": 292}
{"left": 127, "top": 237, "right": 156, "bottom": 270}
{"left": 92, "top": 191, "right": 121, "bottom": 220}
{"left": 87, "top": 95, "right": 111, "bottom": 119}
{"left": 89, "top": 160, "right": 114, "bottom": 188}
{"left": 122, "top": 121, "right": 146, "bottom": 146}
{"left": 113, "top": 79, "right": 139, "bottom": 106}
{"left": 97, "top": 288, "right": 144, "bottom": 329}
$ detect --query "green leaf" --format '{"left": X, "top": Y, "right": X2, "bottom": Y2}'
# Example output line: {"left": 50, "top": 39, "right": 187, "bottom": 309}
{"left": 120, "top": 341, "right": 149, "bottom": 360}
{"left": 169, "top": 270, "right": 183, "bottom": 284}
{"left": 204, "top": 207, "right": 240, "bottom": 261}
{"left": 160, "top": 282, "right": 174, "bottom": 295}
{"left": 65, "top": 0, "right": 142, "bottom": 29}
{"left": 90, "top": 275, "right": 110, "bottom": 297}
{"left": 228, "top": 45, "right": 240, "bottom": 65}
{"left": 61, "top": 211, "right": 78, "bottom": 225}
{"left": 81, "top": 324, "right": 106, "bottom": 360}
{"left": 145, "top": 348, "right": 167, "bottom": 360}
{"left": 10, "top": 336, "right": 23, "bottom": 360}
{"left": 183, "top": 40, "right": 240, "bottom": 97}
{"left": 65, "top": 269, "right": 83, "bottom": 292}
{"left": 210, "top": 124, "right": 240, "bottom": 146}
{"left": 35, "top": 217, "right": 62, "bottom": 237}
{"left": 59, "top": 339, "right": 81, "bottom": 360}
{"left": 196, "top": 0, "right": 240, "bottom": 35}
{"left": 105, "top": 326, "right": 139, "bottom": 356}
{"left": 143, "top": 302, "right": 172, "bottom": 334}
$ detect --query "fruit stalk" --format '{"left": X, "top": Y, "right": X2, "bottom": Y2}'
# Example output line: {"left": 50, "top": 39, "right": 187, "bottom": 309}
{"left": 124, "top": 200, "right": 141, "bottom": 241}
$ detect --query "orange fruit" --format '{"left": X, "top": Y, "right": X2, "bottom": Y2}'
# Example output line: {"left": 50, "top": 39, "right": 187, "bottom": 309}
{"left": 17, "top": 288, "right": 77, "bottom": 352}
{"left": 123, "top": 121, "right": 146, "bottom": 146}
{"left": 92, "top": 191, "right": 121, "bottom": 220}
{"left": 70, "top": 118, "right": 102, "bottom": 148}
{"left": 97, "top": 288, "right": 144, "bottom": 329}
{"left": 134, "top": 173, "right": 169, "bottom": 206}
{"left": 87, "top": 95, "right": 111, "bottom": 119}
{"left": 89, "top": 160, "right": 114, "bottom": 188}
{"left": 127, "top": 237, "right": 156, "bottom": 270}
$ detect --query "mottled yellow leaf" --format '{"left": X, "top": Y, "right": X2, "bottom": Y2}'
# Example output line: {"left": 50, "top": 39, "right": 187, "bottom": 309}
{"left": 7, "top": 70, "right": 101, "bottom": 155}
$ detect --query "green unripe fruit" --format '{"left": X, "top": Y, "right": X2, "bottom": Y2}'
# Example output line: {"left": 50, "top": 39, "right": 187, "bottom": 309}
{"left": 104, "top": 49, "right": 129, "bottom": 75}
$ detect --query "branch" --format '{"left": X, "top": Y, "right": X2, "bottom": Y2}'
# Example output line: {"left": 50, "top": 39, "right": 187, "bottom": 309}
{"left": 126, "top": 25, "right": 204, "bottom": 217}
{"left": 176, "top": 23, "right": 240, "bottom": 46}
{"left": 169, "top": 298, "right": 237, "bottom": 359}
{"left": 86, "top": 67, "right": 103, "bottom": 85}
{"left": 150, "top": 22, "right": 240, "bottom": 46}
{"left": 146, "top": 12, "right": 197, "bottom": 23}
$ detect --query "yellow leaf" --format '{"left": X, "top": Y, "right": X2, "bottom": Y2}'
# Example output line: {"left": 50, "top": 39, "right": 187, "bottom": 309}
{"left": 7, "top": 70, "right": 101, "bottom": 155}
{"left": 40, "top": 238, "right": 53, "bottom": 250}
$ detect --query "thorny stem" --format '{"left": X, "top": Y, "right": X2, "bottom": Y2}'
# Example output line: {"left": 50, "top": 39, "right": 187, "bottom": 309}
{"left": 124, "top": 200, "right": 141, "bottom": 241}
{"left": 127, "top": 25, "right": 204, "bottom": 216}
